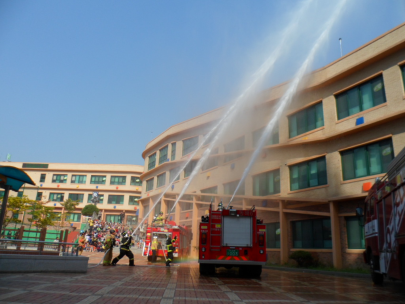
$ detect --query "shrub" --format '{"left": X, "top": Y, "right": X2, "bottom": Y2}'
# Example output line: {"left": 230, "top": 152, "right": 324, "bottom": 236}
{"left": 81, "top": 204, "right": 99, "bottom": 217}
{"left": 289, "top": 250, "right": 313, "bottom": 267}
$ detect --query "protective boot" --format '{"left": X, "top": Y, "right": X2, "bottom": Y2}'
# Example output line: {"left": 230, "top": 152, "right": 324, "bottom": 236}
{"left": 111, "top": 257, "right": 119, "bottom": 266}
{"left": 129, "top": 259, "right": 135, "bottom": 266}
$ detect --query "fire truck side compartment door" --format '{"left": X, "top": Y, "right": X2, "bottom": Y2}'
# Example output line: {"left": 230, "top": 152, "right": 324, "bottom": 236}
{"left": 222, "top": 216, "right": 252, "bottom": 247}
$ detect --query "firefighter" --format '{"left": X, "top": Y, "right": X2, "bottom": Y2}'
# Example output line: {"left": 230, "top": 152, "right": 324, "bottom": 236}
{"left": 151, "top": 236, "right": 159, "bottom": 262}
{"left": 112, "top": 232, "right": 135, "bottom": 266}
{"left": 102, "top": 229, "right": 116, "bottom": 266}
{"left": 154, "top": 212, "right": 164, "bottom": 226}
{"left": 217, "top": 201, "right": 223, "bottom": 211}
{"left": 166, "top": 235, "right": 177, "bottom": 267}
{"left": 77, "top": 232, "right": 86, "bottom": 256}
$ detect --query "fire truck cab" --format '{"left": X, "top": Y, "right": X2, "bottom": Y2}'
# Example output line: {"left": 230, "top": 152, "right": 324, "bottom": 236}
{"left": 199, "top": 205, "right": 266, "bottom": 277}
{"left": 363, "top": 147, "right": 405, "bottom": 285}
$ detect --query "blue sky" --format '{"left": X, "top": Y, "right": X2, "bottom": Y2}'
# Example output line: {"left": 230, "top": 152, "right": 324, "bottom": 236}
{"left": 1, "top": 0, "right": 404, "bottom": 165}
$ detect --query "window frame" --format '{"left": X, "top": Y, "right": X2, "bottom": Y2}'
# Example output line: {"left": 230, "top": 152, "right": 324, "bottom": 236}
{"left": 224, "top": 136, "right": 245, "bottom": 163}
{"left": 169, "top": 167, "right": 181, "bottom": 182}
{"left": 90, "top": 175, "right": 106, "bottom": 185}
{"left": 71, "top": 175, "right": 87, "bottom": 184}
{"left": 171, "top": 142, "right": 177, "bottom": 161}
{"left": 68, "top": 193, "right": 84, "bottom": 202}
{"left": 130, "top": 176, "right": 142, "bottom": 186}
{"left": 52, "top": 174, "right": 68, "bottom": 183}
{"left": 40, "top": 174, "right": 46, "bottom": 183}
{"left": 157, "top": 172, "right": 166, "bottom": 188}
{"left": 87, "top": 193, "right": 104, "bottom": 204}
{"left": 252, "top": 169, "right": 281, "bottom": 196}
{"left": 129, "top": 196, "right": 140, "bottom": 205}
{"left": 146, "top": 178, "right": 154, "bottom": 192}
{"left": 265, "top": 222, "right": 280, "bottom": 249}
{"left": 289, "top": 156, "right": 328, "bottom": 191}
{"left": 223, "top": 180, "right": 245, "bottom": 196}
{"left": 182, "top": 136, "right": 199, "bottom": 156}
{"left": 292, "top": 218, "right": 332, "bottom": 249}
{"left": 110, "top": 176, "right": 126, "bottom": 185}
{"left": 148, "top": 153, "right": 157, "bottom": 170}
{"left": 159, "top": 145, "right": 169, "bottom": 165}
{"left": 340, "top": 138, "right": 394, "bottom": 181}
{"left": 288, "top": 102, "right": 324, "bottom": 138}
{"left": 252, "top": 125, "right": 279, "bottom": 148}
{"left": 49, "top": 193, "right": 64, "bottom": 202}
{"left": 107, "top": 195, "right": 125, "bottom": 205}
{"left": 184, "top": 160, "right": 197, "bottom": 178}
{"left": 335, "top": 75, "right": 386, "bottom": 120}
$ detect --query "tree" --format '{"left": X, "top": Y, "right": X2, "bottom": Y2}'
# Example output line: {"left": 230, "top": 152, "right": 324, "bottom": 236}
{"left": 2, "top": 196, "right": 31, "bottom": 231}
{"left": 54, "top": 198, "right": 79, "bottom": 231}
{"left": 82, "top": 204, "right": 99, "bottom": 217}
{"left": 27, "top": 201, "right": 58, "bottom": 229}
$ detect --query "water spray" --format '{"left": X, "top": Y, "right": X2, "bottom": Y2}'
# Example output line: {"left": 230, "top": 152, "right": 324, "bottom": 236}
{"left": 228, "top": 0, "right": 348, "bottom": 205}
{"left": 132, "top": 0, "right": 315, "bottom": 236}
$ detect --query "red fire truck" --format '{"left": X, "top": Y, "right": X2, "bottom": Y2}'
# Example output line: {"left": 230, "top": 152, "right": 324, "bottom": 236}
{"left": 142, "top": 220, "right": 192, "bottom": 262}
{"left": 362, "top": 147, "right": 405, "bottom": 285}
{"left": 198, "top": 206, "right": 266, "bottom": 277}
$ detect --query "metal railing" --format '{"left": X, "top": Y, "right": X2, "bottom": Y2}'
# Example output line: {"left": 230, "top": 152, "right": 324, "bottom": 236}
{"left": 0, "top": 239, "right": 80, "bottom": 256}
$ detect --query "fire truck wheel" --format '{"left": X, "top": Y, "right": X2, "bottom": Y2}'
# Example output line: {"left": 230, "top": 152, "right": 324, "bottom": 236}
{"left": 370, "top": 255, "right": 383, "bottom": 285}
{"left": 250, "top": 265, "right": 262, "bottom": 277}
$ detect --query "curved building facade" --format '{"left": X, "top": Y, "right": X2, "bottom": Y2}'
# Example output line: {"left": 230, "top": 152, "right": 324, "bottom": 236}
{"left": 139, "top": 22, "right": 405, "bottom": 268}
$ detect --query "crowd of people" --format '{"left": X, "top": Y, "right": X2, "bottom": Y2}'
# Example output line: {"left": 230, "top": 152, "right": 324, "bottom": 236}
{"left": 77, "top": 219, "right": 138, "bottom": 254}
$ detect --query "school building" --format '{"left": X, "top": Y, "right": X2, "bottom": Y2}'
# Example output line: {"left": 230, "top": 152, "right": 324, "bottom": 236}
{"left": 2, "top": 162, "right": 144, "bottom": 230}
{"left": 138, "top": 22, "right": 405, "bottom": 268}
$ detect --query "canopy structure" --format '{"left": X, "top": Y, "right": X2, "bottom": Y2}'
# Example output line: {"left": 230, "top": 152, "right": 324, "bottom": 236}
{"left": 0, "top": 166, "right": 36, "bottom": 235}
{"left": 0, "top": 166, "right": 36, "bottom": 192}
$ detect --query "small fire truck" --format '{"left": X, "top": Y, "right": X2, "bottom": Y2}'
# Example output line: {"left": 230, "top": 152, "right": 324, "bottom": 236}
{"left": 362, "top": 147, "right": 405, "bottom": 285}
{"left": 198, "top": 205, "right": 266, "bottom": 277}
{"left": 142, "top": 220, "right": 192, "bottom": 262}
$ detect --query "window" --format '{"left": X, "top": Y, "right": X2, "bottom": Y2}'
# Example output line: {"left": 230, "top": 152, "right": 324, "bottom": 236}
{"left": 290, "top": 156, "right": 327, "bottom": 191}
{"left": 224, "top": 180, "right": 245, "bottom": 195}
{"left": 203, "top": 132, "right": 215, "bottom": 146}
{"left": 171, "top": 143, "right": 177, "bottom": 161}
{"left": 49, "top": 193, "right": 64, "bottom": 202}
{"left": 289, "top": 102, "right": 324, "bottom": 138}
{"left": 401, "top": 65, "right": 405, "bottom": 90}
{"left": 71, "top": 175, "right": 86, "bottom": 184}
{"left": 252, "top": 126, "right": 279, "bottom": 147}
{"left": 148, "top": 153, "right": 156, "bottom": 170}
{"left": 184, "top": 161, "right": 197, "bottom": 178}
{"left": 336, "top": 75, "right": 386, "bottom": 120}
{"left": 129, "top": 196, "right": 140, "bottom": 205}
{"left": 224, "top": 137, "right": 245, "bottom": 163}
{"left": 182, "top": 136, "right": 199, "bottom": 156}
{"left": 22, "top": 163, "right": 48, "bottom": 168}
{"left": 12, "top": 212, "right": 19, "bottom": 219}
{"left": 130, "top": 176, "right": 142, "bottom": 186}
{"left": 159, "top": 146, "right": 169, "bottom": 165}
{"left": 202, "top": 148, "right": 219, "bottom": 171}
{"left": 200, "top": 186, "right": 217, "bottom": 202}
{"left": 0, "top": 191, "right": 4, "bottom": 198}
{"left": 266, "top": 222, "right": 280, "bottom": 248}
{"left": 106, "top": 215, "right": 121, "bottom": 223}
{"left": 253, "top": 169, "right": 280, "bottom": 196}
{"left": 36, "top": 192, "right": 43, "bottom": 201}
{"left": 110, "top": 176, "right": 126, "bottom": 185}
{"left": 17, "top": 192, "right": 23, "bottom": 198}
{"left": 66, "top": 213, "right": 81, "bottom": 222}
{"left": 40, "top": 174, "right": 46, "bottom": 183}
{"left": 146, "top": 178, "right": 154, "bottom": 191}
{"left": 346, "top": 217, "right": 365, "bottom": 249}
{"left": 341, "top": 138, "right": 394, "bottom": 181}
{"left": 292, "top": 218, "right": 332, "bottom": 249}
{"left": 87, "top": 194, "right": 104, "bottom": 204}
{"left": 90, "top": 175, "right": 106, "bottom": 184}
{"left": 107, "top": 195, "right": 124, "bottom": 204}
{"left": 157, "top": 173, "right": 166, "bottom": 188}
{"left": 169, "top": 168, "right": 180, "bottom": 182}
{"left": 52, "top": 174, "right": 68, "bottom": 183}
{"left": 68, "top": 193, "right": 84, "bottom": 202}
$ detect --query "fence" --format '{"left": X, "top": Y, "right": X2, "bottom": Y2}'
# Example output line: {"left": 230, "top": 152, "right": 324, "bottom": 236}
{"left": 0, "top": 238, "right": 79, "bottom": 256}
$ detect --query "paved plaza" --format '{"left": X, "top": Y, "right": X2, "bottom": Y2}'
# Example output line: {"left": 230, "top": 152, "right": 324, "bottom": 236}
{"left": 0, "top": 249, "right": 404, "bottom": 304}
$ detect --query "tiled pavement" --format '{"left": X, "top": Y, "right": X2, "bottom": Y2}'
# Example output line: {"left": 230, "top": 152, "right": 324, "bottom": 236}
{"left": 0, "top": 255, "right": 404, "bottom": 304}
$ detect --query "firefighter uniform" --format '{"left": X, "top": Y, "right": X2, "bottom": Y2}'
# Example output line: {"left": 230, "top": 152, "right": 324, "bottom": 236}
{"left": 78, "top": 234, "right": 86, "bottom": 255}
{"left": 151, "top": 237, "right": 159, "bottom": 262}
{"left": 112, "top": 233, "right": 135, "bottom": 266}
{"left": 103, "top": 230, "right": 116, "bottom": 266}
{"left": 166, "top": 236, "right": 176, "bottom": 267}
